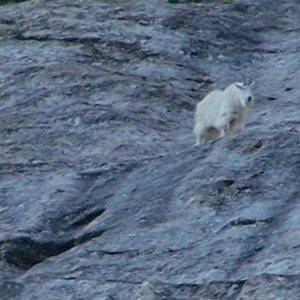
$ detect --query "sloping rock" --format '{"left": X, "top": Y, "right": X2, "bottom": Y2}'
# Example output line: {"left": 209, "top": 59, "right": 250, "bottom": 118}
{"left": 0, "top": 0, "right": 299, "bottom": 299}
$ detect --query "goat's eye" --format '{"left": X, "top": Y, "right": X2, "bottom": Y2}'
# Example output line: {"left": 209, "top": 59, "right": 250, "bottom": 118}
{"left": 247, "top": 96, "right": 253, "bottom": 102}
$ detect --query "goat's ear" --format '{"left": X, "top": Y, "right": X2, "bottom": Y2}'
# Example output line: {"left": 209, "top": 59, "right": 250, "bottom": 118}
{"left": 235, "top": 83, "right": 246, "bottom": 91}
{"left": 249, "top": 81, "right": 255, "bottom": 87}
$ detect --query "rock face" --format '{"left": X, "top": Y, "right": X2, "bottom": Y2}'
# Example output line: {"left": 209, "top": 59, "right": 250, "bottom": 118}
{"left": 0, "top": 0, "right": 299, "bottom": 299}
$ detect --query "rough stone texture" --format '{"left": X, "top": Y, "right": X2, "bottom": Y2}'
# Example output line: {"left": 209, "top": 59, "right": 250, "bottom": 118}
{"left": 0, "top": 0, "right": 299, "bottom": 299}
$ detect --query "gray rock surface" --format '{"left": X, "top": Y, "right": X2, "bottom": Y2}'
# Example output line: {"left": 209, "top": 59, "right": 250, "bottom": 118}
{"left": 0, "top": 0, "right": 299, "bottom": 299}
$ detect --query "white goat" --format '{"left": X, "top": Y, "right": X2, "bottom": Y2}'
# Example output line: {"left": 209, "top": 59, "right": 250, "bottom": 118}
{"left": 193, "top": 82, "right": 254, "bottom": 145}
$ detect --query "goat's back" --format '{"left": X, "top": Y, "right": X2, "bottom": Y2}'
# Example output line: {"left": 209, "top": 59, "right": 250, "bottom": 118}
{"left": 195, "top": 89, "right": 223, "bottom": 118}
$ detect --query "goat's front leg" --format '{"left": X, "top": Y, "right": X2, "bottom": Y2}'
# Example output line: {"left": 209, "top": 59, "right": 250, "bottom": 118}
{"left": 231, "top": 114, "right": 245, "bottom": 135}
{"left": 219, "top": 122, "right": 230, "bottom": 138}
{"left": 216, "top": 113, "right": 230, "bottom": 138}
{"left": 220, "top": 128, "right": 226, "bottom": 137}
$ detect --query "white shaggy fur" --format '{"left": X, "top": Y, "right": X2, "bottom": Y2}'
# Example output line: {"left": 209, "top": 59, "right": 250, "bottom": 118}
{"left": 193, "top": 82, "right": 254, "bottom": 145}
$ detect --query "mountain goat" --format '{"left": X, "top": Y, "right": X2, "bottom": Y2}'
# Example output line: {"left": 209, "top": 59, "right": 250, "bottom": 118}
{"left": 193, "top": 82, "right": 254, "bottom": 145}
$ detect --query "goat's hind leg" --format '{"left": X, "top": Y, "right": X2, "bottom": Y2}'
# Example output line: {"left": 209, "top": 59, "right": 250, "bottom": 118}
{"left": 194, "top": 123, "right": 205, "bottom": 146}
